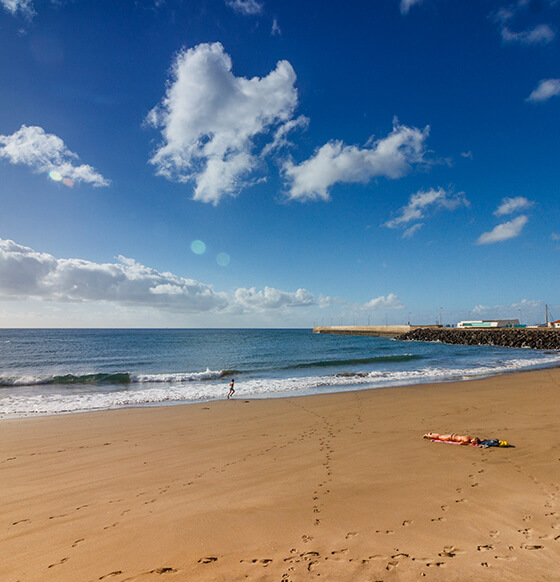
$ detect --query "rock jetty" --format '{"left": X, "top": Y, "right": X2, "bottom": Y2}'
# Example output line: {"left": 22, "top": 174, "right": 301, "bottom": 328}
{"left": 397, "top": 328, "right": 560, "bottom": 350}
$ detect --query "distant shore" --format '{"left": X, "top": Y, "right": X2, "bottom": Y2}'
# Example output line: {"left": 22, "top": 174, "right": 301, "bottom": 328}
{"left": 3, "top": 367, "right": 560, "bottom": 580}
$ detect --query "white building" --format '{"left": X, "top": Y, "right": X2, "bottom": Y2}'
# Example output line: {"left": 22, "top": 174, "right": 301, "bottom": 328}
{"left": 457, "top": 319, "right": 520, "bottom": 328}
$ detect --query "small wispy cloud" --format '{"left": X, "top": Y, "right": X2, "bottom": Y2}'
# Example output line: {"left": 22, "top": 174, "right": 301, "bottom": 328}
{"left": 1, "top": 0, "right": 34, "bottom": 17}
{"left": 494, "top": 1, "right": 556, "bottom": 46}
{"left": 271, "top": 17, "right": 281, "bottom": 35}
{"left": 527, "top": 78, "right": 560, "bottom": 102}
{"left": 384, "top": 187, "right": 469, "bottom": 237}
{"left": 476, "top": 215, "right": 528, "bottom": 244}
{"left": 494, "top": 196, "right": 534, "bottom": 215}
{"left": 0, "top": 125, "right": 110, "bottom": 187}
{"left": 399, "top": 0, "right": 423, "bottom": 15}
{"left": 501, "top": 23, "right": 555, "bottom": 45}
{"left": 225, "top": 0, "right": 263, "bottom": 16}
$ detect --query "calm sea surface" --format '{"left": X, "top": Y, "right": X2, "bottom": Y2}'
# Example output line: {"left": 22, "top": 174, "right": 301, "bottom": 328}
{"left": 1, "top": 328, "right": 559, "bottom": 417}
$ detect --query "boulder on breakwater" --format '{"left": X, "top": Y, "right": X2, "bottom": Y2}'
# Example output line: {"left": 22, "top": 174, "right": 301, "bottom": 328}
{"left": 397, "top": 328, "right": 560, "bottom": 350}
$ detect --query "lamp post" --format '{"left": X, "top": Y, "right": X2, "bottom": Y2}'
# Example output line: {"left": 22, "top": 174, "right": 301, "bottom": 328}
{"left": 440, "top": 307, "right": 443, "bottom": 327}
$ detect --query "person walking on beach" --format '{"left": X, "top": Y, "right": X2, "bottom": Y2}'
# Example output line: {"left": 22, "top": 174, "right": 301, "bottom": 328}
{"left": 228, "top": 378, "right": 235, "bottom": 399}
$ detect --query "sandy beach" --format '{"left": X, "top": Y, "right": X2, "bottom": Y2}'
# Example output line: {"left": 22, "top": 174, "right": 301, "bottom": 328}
{"left": 2, "top": 368, "right": 560, "bottom": 581}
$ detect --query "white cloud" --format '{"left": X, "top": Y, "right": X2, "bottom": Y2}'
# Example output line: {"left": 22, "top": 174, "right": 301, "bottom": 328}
{"left": 271, "top": 17, "right": 281, "bottom": 35}
{"left": 0, "top": 125, "right": 109, "bottom": 187}
{"left": 0, "top": 238, "right": 316, "bottom": 315}
{"left": 399, "top": 0, "right": 423, "bottom": 15}
{"left": 476, "top": 215, "right": 528, "bottom": 244}
{"left": 384, "top": 187, "right": 469, "bottom": 234}
{"left": 494, "top": 1, "right": 556, "bottom": 45}
{"left": 232, "top": 287, "right": 314, "bottom": 312}
{"left": 494, "top": 196, "right": 534, "bottom": 215}
{"left": 403, "top": 223, "right": 424, "bottom": 238}
{"left": 283, "top": 122, "right": 430, "bottom": 202}
{"left": 225, "top": 0, "right": 263, "bottom": 15}
{"left": 501, "top": 23, "right": 555, "bottom": 44}
{"left": 472, "top": 298, "right": 545, "bottom": 324}
{"left": 1, "top": 0, "right": 34, "bottom": 17}
{"left": 363, "top": 293, "right": 404, "bottom": 310}
{"left": 147, "top": 42, "right": 300, "bottom": 205}
{"left": 527, "top": 78, "right": 560, "bottom": 102}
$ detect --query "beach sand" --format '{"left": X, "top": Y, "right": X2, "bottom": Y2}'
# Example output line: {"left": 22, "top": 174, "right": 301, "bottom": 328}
{"left": 2, "top": 368, "right": 560, "bottom": 581}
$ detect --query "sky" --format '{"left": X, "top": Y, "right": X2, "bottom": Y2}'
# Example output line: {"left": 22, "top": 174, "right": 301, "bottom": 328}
{"left": 0, "top": 0, "right": 558, "bottom": 328}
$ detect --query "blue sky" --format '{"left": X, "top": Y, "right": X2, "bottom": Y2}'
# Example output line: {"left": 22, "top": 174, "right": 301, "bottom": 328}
{"left": 0, "top": 0, "right": 558, "bottom": 328}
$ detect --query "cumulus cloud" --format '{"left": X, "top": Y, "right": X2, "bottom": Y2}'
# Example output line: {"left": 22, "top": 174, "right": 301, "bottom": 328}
{"left": 399, "top": 0, "right": 423, "bottom": 15}
{"left": 363, "top": 293, "right": 404, "bottom": 310}
{"left": 147, "top": 42, "right": 300, "bottom": 205}
{"left": 225, "top": 0, "right": 263, "bottom": 15}
{"left": 527, "top": 78, "right": 560, "bottom": 102}
{"left": 0, "top": 125, "right": 109, "bottom": 187}
{"left": 232, "top": 287, "right": 314, "bottom": 312}
{"left": 384, "top": 187, "right": 469, "bottom": 235}
{"left": 1, "top": 0, "right": 34, "bottom": 17}
{"left": 0, "top": 238, "right": 315, "bottom": 315}
{"left": 494, "top": 196, "right": 534, "bottom": 215}
{"left": 476, "top": 215, "right": 528, "bottom": 244}
{"left": 283, "top": 122, "right": 430, "bottom": 202}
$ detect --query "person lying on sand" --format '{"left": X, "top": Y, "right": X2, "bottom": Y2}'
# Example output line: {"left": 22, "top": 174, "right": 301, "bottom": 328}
{"left": 423, "top": 432, "right": 480, "bottom": 445}
{"left": 423, "top": 432, "right": 512, "bottom": 447}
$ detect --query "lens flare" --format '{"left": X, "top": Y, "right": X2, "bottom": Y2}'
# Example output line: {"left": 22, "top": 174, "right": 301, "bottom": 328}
{"left": 62, "top": 177, "right": 74, "bottom": 187}
{"left": 190, "top": 240, "right": 206, "bottom": 255}
{"left": 49, "top": 170, "right": 63, "bottom": 182}
{"left": 216, "top": 252, "right": 230, "bottom": 267}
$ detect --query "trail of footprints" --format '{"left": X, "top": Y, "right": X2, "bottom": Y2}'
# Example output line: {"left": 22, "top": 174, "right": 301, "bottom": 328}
{"left": 9, "top": 410, "right": 560, "bottom": 578}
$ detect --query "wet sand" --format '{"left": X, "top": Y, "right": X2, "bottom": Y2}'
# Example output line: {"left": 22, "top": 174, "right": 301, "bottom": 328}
{"left": 2, "top": 367, "right": 560, "bottom": 581}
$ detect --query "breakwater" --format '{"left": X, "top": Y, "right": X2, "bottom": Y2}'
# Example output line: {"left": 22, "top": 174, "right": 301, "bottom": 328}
{"left": 397, "top": 328, "right": 560, "bottom": 350}
{"left": 313, "top": 325, "right": 440, "bottom": 338}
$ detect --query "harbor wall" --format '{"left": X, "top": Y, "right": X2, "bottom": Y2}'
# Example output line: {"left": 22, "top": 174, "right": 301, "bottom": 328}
{"left": 312, "top": 325, "right": 440, "bottom": 338}
{"left": 397, "top": 327, "right": 560, "bottom": 350}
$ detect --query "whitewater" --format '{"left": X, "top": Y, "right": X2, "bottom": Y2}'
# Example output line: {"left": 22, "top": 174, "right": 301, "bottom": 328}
{"left": 1, "top": 328, "right": 559, "bottom": 417}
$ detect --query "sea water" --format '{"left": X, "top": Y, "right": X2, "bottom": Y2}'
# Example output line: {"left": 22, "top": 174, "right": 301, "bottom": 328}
{"left": 1, "top": 328, "right": 559, "bottom": 417}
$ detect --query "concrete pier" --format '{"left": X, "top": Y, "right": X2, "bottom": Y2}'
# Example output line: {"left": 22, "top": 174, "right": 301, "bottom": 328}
{"left": 312, "top": 325, "right": 441, "bottom": 338}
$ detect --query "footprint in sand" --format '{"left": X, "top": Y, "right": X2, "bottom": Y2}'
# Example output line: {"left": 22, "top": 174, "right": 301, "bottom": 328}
{"left": 345, "top": 532, "right": 357, "bottom": 539}
{"left": 241, "top": 558, "right": 273, "bottom": 566}
{"left": 521, "top": 544, "right": 543, "bottom": 550}
{"left": 198, "top": 556, "right": 218, "bottom": 563}
{"left": 12, "top": 518, "right": 31, "bottom": 526}
{"left": 477, "top": 545, "right": 493, "bottom": 551}
{"left": 402, "top": 520, "right": 413, "bottom": 526}
{"left": 99, "top": 571, "right": 123, "bottom": 579}
{"left": 48, "top": 557, "right": 68, "bottom": 568}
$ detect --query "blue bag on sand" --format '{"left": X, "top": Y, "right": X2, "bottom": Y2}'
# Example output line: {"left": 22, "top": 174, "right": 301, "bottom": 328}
{"left": 480, "top": 439, "right": 500, "bottom": 447}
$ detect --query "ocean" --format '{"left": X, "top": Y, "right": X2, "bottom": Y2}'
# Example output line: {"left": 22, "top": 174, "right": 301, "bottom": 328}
{"left": 1, "top": 328, "right": 559, "bottom": 417}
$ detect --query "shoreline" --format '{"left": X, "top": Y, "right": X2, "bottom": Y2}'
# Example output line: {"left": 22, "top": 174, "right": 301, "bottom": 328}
{"left": 3, "top": 367, "right": 560, "bottom": 580}
{"left": 2, "top": 358, "right": 560, "bottom": 421}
